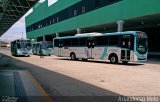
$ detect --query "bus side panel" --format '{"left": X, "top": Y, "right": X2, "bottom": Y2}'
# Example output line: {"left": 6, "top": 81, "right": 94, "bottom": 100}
{"left": 61, "top": 48, "right": 70, "bottom": 57}
{"left": 75, "top": 47, "right": 88, "bottom": 59}
{"left": 130, "top": 51, "right": 136, "bottom": 62}
{"left": 92, "top": 47, "right": 104, "bottom": 60}
{"left": 54, "top": 47, "right": 59, "bottom": 56}
{"left": 61, "top": 47, "right": 87, "bottom": 58}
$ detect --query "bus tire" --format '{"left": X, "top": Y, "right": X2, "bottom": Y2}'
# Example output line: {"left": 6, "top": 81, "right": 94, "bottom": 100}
{"left": 109, "top": 54, "right": 118, "bottom": 64}
{"left": 70, "top": 53, "right": 76, "bottom": 60}
{"left": 122, "top": 61, "right": 128, "bottom": 64}
{"left": 82, "top": 58, "right": 88, "bottom": 61}
{"left": 15, "top": 53, "right": 17, "bottom": 57}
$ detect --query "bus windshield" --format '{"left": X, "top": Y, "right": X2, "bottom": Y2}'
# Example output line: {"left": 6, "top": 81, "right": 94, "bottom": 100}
{"left": 136, "top": 32, "right": 148, "bottom": 54}
{"left": 41, "top": 41, "right": 53, "bottom": 49}
{"left": 17, "top": 40, "right": 31, "bottom": 49}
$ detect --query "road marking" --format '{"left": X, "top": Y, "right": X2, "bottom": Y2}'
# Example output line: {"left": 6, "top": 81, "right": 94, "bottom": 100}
{"left": 29, "top": 72, "right": 53, "bottom": 102}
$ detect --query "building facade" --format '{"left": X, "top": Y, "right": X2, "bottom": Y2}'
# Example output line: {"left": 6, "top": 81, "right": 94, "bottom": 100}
{"left": 25, "top": 0, "right": 160, "bottom": 53}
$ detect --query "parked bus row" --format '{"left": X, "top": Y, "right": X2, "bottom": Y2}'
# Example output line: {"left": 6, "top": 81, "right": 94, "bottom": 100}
{"left": 10, "top": 31, "right": 148, "bottom": 64}
{"left": 53, "top": 31, "right": 148, "bottom": 64}
{"left": 11, "top": 39, "right": 54, "bottom": 57}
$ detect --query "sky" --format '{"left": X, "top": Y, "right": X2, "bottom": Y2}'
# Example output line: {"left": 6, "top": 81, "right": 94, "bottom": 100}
{"left": 0, "top": 0, "right": 58, "bottom": 42}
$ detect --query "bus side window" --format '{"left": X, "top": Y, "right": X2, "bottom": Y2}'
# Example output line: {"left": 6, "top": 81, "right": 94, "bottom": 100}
{"left": 54, "top": 39, "right": 59, "bottom": 47}
{"left": 63, "top": 39, "right": 71, "bottom": 47}
{"left": 96, "top": 36, "right": 108, "bottom": 46}
{"left": 128, "top": 40, "right": 131, "bottom": 49}
{"left": 121, "top": 35, "right": 134, "bottom": 50}
{"left": 11, "top": 44, "right": 14, "bottom": 47}
{"left": 17, "top": 43, "right": 20, "bottom": 49}
{"left": 109, "top": 36, "right": 119, "bottom": 46}
{"left": 122, "top": 41, "right": 125, "bottom": 46}
{"left": 71, "top": 38, "right": 79, "bottom": 46}
{"left": 79, "top": 38, "right": 87, "bottom": 46}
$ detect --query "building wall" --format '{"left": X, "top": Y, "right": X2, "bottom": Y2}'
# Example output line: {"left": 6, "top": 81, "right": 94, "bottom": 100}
{"left": 25, "top": 0, "right": 160, "bottom": 40}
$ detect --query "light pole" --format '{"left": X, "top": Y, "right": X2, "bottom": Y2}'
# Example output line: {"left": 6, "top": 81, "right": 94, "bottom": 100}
{"left": 22, "top": 32, "right": 23, "bottom": 39}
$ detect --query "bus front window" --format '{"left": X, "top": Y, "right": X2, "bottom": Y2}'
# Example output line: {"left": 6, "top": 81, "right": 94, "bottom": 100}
{"left": 136, "top": 33, "right": 148, "bottom": 54}
{"left": 26, "top": 43, "right": 31, "bottom": 49}
{"left": 20, "top": 42, "right": 31, "bottom": 49}
{"left": 42, "top": 42, "right": 53, "bottom": 49}
{"left": 41, "top": 42, "right": 47, "bottom": 49}
{"left": 20, "top": 43, "right": 25, "bottom": 48}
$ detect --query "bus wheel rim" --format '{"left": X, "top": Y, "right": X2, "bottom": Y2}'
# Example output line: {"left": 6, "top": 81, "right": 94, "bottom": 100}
{"left": 71, "top": 54, "right": 75, "bottom": 59}
{"left": 111, "top": 57, "right": 116, "bottom": 62}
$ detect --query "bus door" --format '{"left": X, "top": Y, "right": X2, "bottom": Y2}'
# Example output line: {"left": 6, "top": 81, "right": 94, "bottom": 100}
{"left": 36, "top": 43, "right": 39, "bottom": 54}
{"left": 87, "top": 38, "right": 94, "bottom": 59}
{"left": 58, "top": 40, "right": 63, "bottom": 56}
{"left": 121, "top": 36, "right": 131, "bottom": 61}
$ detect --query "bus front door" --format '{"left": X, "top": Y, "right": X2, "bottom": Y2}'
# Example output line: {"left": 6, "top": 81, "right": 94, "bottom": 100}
{"left": 58, "top": 41, "right": 63, "bottom": 56}
{"left": 36, "top": 44, "right": 39, "bottom": 54}
{"left": 87, "top": 39, "right": 94, "bottom": 59}
{"left": 121, "top": 38, "right": 131, "bottom": 61}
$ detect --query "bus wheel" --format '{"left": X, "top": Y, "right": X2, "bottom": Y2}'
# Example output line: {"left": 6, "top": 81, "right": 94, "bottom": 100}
{"left": 70, "top": 53, "right": 76, "bottom": 60}
{"left": 109, "top": 55, "right": 118, "bottom": 64}
{"left": 122, "top": 61, "right": 128, "bottom": 64}
{"left": 82, "top": 59, "right": 88, "bottom": 61}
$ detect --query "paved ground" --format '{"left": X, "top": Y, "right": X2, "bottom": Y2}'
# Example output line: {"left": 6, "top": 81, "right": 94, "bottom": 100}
{"left": 1, "top": 49, "right": 160, "bottom": 98}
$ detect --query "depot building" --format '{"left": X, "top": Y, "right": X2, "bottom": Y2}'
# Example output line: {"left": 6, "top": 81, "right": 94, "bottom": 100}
{"left": 25, "top": 0, "right": 160, "bottom": 53}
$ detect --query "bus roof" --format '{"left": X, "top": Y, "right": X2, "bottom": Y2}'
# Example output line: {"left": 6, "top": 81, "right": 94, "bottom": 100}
{"left": 32, "top": 41, "right": 52, "bottom": 44}
{"left": 32, "top": 42, "right": 40, "bottom": 44}
{"left": 39, "top": 41, "right": 52, "bottom": 43}
{"left": 11, "top": 39, "right": 30, "bottom": 43}
{"left": 54, "top": 31, "right": 143, "bottom": 39}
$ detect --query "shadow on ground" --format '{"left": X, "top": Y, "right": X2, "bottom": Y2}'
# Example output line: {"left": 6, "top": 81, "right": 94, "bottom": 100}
{"left": 0, "top": 53, "right": 129, "bottom": 102}
{"left": 56, "top": 54, "right": 160, "bottom": 66}
{"left": 56, "top": 57, "right": 144, "bottom": 66}
{"left": 146, "top": 55, "right": 160, "bottom": 64}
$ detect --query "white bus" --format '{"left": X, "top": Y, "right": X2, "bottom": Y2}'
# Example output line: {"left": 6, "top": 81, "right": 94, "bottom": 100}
{"left": 53, "top": 31, "right": 148, "bottom": 64}
{"left": 11, "top": 39, "right": 32, "bottom": 56}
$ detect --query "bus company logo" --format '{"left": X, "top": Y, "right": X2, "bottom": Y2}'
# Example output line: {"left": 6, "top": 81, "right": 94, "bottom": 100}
{"left": 1, "top": 96, "right": 18, "bottom": 102}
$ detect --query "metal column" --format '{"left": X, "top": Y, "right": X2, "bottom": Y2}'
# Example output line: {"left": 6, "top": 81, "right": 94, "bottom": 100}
{"left": 117, "top": 20, "right": 125, "bottom": 32}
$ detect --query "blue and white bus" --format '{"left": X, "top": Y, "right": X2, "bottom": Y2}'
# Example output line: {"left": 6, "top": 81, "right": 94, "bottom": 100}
{"left": 53, "top": 31, "right": 148, "bottom": 64}
{"left": 11, "top": 39, "right": 32, "bottom": 56}
{"left": 32, "top": 41, "right": 54, "bottom": 56}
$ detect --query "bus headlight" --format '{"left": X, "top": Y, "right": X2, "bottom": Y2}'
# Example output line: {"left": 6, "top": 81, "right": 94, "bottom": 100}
{"left": 17, "top": 50, "right": 21, "bottom": 54}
